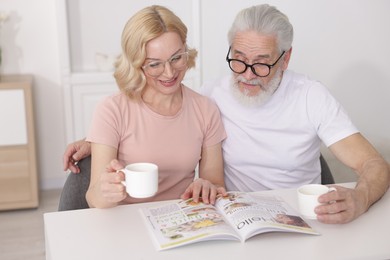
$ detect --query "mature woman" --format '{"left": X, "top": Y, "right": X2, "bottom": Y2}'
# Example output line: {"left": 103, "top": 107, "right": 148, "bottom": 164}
{"left": 85, "top": 5, "right": 226, "bottom": 208}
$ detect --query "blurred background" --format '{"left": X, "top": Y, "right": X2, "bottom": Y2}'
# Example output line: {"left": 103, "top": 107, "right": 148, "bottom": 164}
{"left": 0, "top": 0, "right": 388, "bottom": 192}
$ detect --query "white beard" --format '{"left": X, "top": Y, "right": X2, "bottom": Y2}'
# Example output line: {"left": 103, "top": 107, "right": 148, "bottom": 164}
{"left": 230, "top": 67, "right": 283, "bottom": 107}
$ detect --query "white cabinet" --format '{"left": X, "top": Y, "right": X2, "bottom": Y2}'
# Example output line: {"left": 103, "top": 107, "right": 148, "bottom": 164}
{"left": 0, "top": 75, "right": 38, "bottom": 210}
{"left": 56, "top": 0, "right": 201, "bottom": 142}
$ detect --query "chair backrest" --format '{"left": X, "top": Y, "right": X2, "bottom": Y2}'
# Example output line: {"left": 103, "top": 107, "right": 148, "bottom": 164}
{"left": 58, "top": 156, "right": 91, "bottom": 211}
{"left": 320, "top": 154, "right": 335, "bottom": 185}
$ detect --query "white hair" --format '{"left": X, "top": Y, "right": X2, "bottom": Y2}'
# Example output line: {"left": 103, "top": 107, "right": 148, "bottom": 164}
{"left": 228, "top": 4, "right": 294, "bottom": 52}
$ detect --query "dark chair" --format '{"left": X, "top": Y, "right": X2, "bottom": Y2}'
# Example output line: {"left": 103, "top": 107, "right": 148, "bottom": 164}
{"left": 320, "top": 154, "right": 335, "bottom": 185}
{"left": 58, "top": 154, "right": 335, "bottom": 211}
{"left": 58, "top": 155, "right": 91, "bottom": 211}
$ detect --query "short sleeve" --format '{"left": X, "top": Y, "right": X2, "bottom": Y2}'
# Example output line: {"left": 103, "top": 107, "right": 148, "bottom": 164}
{"left": 306, "top": 82, "right": 358, "bottom": 147}
{"left": 203, "top": 100, "right": 227, "bottom": 147}
{"left": 86, "top": 95, "right": 122, "bottom": 149}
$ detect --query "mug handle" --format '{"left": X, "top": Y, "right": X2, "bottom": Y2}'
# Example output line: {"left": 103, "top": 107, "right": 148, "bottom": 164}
{"left": 116, "top": 169, "right": 126, "bottom": 187}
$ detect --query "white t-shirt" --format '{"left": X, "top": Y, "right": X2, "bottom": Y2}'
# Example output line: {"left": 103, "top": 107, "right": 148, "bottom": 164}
{"left": 201, "top": 70, "right": 358, "bottom": 192}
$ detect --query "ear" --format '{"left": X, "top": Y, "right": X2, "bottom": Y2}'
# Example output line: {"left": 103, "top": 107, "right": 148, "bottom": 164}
{"left": 281, "top": 47, "right": 292, "bottom": 70}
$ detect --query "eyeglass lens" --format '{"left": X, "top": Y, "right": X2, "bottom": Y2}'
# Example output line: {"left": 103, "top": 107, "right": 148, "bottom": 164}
{"left": 229, "top": 60, "right": 271, "bottom": 77}
{"left": 226, "top": 47, "right": 285, "bottom": 77}
{"left": 143, "top": 52, "right": 188, "bottom": 77}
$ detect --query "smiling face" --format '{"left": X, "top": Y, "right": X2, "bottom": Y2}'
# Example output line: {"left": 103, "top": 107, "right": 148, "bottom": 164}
{"left": 143, "top": 32, "right": 187, "bottom": 97}
{"left": 230, "top": 30, "right": 291, "bottom": 106}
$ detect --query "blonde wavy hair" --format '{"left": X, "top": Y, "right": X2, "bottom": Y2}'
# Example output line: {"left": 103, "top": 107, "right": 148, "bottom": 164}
{"left": 114, "top": 5, "right": 197, "bottom": 100}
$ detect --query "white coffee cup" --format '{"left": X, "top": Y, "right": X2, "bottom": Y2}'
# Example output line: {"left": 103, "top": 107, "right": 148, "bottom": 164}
{"left": 119, "top": 163, "right": 158, "bottom": 198}
{"left": 297, "top": 184, "right": 336, "bottom": 219}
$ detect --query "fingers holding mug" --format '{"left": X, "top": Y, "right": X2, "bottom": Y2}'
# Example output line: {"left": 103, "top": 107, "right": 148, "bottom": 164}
{"left": 315, "top": 186, "right": 361, "bottom": 224}
{"left": 99, "top": 169, "right": 126, "bottom": 203}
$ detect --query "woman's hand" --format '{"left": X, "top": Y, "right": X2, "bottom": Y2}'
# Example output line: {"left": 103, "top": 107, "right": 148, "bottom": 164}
{"left": 87, "top": 158, "right": 128, "bottom": 208}
{"left": 181, "top": 178, "right": 227, "bottom": 205}
{"left": 99, "top": 159, "right": 128, "bottom": 205}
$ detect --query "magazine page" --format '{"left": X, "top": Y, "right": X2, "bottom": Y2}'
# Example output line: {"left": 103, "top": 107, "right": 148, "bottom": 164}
{"left": 140, "top": 198, "right": 240, "bottom": 250}
{"left": 215, "top": 192, "right": 319, "bottom": 241}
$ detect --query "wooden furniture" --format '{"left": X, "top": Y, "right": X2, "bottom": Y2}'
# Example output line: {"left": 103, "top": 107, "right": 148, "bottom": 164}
{"left": 44, "top": 182, "right": 390, "bottom": 260}
{"left": 0, "top": 74, "right": 38, "bottom": 210}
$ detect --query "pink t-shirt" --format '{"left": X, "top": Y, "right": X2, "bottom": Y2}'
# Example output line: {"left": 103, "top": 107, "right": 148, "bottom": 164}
{"left": 86, "top": 86, "right": 226, "bottom": 204}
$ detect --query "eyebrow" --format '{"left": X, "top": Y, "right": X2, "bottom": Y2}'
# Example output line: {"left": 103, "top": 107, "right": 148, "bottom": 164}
{"left": 145, "top": 48, "right": 184, "bottom": 61}
{"left": 233, "top": 49, "right": 271, "bottom": 60}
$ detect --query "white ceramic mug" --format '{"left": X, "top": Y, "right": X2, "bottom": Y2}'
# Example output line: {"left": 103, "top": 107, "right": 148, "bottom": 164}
{"left": 119, "top": 163, "right": 158, "bottom": 198}
{"left": 297, "top": 184, "right": 336, "bottom": 219}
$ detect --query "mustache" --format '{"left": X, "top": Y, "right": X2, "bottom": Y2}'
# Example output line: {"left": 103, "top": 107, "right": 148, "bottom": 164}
{"left": 235, "top": 76, "right": 265, "bottom": 89}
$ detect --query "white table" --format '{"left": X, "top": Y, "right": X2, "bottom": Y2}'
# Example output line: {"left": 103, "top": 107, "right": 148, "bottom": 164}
{"left": 44, "top": 183, "right": 390, "bottom": 260}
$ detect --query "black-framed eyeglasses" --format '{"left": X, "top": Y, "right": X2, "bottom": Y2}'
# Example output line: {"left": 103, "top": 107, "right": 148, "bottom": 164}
{"left": 226, "top": 47, "right": 285, "bottom": 77}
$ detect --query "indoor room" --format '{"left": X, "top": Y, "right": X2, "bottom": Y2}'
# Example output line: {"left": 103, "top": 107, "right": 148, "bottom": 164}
{"left": 0, "top": 0, "right": 389, "bottom": 259}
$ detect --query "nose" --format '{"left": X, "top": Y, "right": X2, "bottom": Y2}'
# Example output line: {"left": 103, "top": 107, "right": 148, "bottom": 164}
{"left": 241, "top": 66, "right": 257, "bottom": 80}
{"left": 161, "top": 61, "right": 174, "bottom": 78}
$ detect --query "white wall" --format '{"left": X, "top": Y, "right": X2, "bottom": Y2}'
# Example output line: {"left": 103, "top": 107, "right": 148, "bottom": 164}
{"left": 0, "top": 0, "right": 389, "bottom": 189}
{"left": 0, "top": 0, "right": 65, "bottom": 189}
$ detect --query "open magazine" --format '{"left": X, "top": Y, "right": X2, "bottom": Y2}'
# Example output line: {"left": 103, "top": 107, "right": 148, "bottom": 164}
{"left": 140, "top": 192, "right": 319, "bottom": 250}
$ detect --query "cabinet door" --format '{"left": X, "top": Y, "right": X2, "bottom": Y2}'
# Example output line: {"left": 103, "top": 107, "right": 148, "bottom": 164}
{"left": 0, "top": 89, "right": 28, "bottom": 145}
{"left": 0, "top": 75, "right": 38, "bottom": 210}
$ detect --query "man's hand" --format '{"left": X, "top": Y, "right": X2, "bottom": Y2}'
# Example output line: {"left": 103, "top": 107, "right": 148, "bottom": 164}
{"left": 324, "top": 134, "right": 390, "bottom": 223}
{"left": 63, "top": 139, "right": 92, "bottom": 173}
{"left": 181, "top": 178, "right": 227, "bottom": 205}
{"left": 315, "top": 185, "right": 368, "bottom": 224}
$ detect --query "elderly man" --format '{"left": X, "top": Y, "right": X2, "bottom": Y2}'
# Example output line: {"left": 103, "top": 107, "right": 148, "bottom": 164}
{"left": 62, "top": 4, "right": 389, "bottom": 224}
